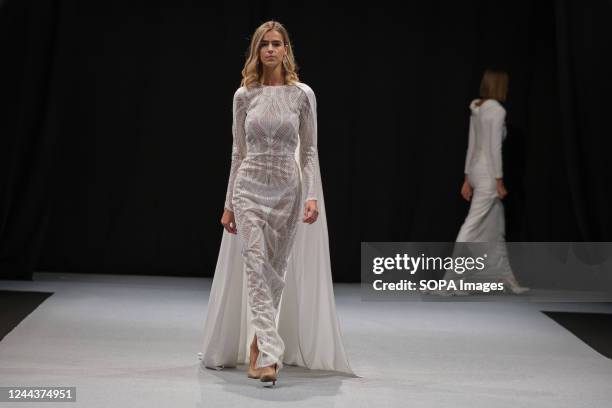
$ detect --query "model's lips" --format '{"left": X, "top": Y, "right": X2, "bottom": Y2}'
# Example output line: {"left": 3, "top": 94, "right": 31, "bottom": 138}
{"left": 266, "top": 56, "right": 275, "bottom": 59}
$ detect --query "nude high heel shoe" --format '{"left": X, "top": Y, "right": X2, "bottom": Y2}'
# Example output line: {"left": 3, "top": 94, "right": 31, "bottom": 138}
{"left": 502, "top": 275, "right": 530, "bottom": 294}
{"left": 247, "top": 336, "right": 262, "bottom": 379}
{"left": 260, "top": 363, "right": 278, "bottom": 386}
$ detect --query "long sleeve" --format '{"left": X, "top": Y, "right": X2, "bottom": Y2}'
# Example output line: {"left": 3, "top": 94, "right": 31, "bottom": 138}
{"left": 488, "top": 106, "right": 505, "bottom": 179}
{"left": 464, "top": 115, "right": 476, "bottom": 174}
{"left": 298, "top": 90, "right": 319, "bottom": 202}
{"left": 224, "top": 88, "right": 247, "bottom": 212}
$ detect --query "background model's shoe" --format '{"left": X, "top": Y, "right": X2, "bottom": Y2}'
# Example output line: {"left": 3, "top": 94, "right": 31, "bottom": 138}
{"left": 424, "top": 288, "right": 470, "bottom": 297}
{"left": 502, "top": 276, "right": 530, "bottom": 294}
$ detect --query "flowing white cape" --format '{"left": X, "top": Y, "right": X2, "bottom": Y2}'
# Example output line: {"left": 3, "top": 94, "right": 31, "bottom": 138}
{"left": 199, "top": 82, "right": 356, "bottom": 376}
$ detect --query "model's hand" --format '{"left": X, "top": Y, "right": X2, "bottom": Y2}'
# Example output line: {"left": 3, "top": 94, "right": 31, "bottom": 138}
{"left": 221, "top": 209, "right": 237, "bottom": 234}
{"left": 303, "top": 200, "right": 319, "bottom": 224}
{"left": 461, "top": 179, "right": 473, "bottom": 202}
{"left": 496, "top": 179, "right": 508, "bottom": 199}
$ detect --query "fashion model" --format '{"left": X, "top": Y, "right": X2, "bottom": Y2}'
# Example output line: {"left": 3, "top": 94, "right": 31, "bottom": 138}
{"left": 198, "top": 21, "right": 355, "bottom": 386}
{"left": 440, "top": 69, "right": 529, "bottom": 296}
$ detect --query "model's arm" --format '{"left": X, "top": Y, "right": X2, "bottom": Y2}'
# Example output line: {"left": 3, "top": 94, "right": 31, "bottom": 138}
{"left": 464, "top": 115, "right": 476, "bottom": 176}
{"left": 224, "top": 88, "right": 247, "bottom": 212}
{"left": 299, "top": 90, "right": 319, "bottom": 203}
{"left": 488, "top": 106, "right": 505, "bottom": 180}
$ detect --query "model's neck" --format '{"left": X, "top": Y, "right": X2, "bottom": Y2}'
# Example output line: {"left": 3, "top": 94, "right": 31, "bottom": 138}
{"left": 261, "top": 67, "right": 284, "bottom": 86}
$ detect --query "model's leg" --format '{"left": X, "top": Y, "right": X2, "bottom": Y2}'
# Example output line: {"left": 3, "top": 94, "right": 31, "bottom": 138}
{"left": 456, "top": 171, "right": 497, "bottom": 242}
{"left": 247, "top": 333, "right": 261, "bottom": 378}
{"left": 234, "top": 205, "right": 286, "bottom": 370}
{"left": 254, "top": 184, "right": 300, "bottom": 385}
{"left": 265, "top": 192, "right": 301, "bottom": 310}
{"left": 442, "top": 170, "right": 497, "bottom": 285}
{"left": 486, "top": 199, "right": 529, "bottom": 293}
{"left": 255, "top": 181, "right": 301, "bottom": 370}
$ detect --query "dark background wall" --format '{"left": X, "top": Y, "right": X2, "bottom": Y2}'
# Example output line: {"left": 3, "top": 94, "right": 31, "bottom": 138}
{"left": 1, "top": 1, "right": 610, "bottom": 281}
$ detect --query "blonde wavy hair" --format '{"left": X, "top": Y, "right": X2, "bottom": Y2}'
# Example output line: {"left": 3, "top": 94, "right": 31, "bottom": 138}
{"left": 240, "top": 21, "right": 300, "bottom": 89}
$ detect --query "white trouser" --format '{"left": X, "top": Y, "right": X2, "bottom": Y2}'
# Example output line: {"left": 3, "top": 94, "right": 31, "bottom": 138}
{"left": 444, "top": 158, "right": 515, "bottom": 283}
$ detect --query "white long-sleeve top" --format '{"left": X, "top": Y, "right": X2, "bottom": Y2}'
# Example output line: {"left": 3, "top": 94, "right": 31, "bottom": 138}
{"left": 464, "top": 98, "right": 507, "bottom": 179}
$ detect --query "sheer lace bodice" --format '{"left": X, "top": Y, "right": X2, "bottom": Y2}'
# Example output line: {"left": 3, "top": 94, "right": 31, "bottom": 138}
{"left": 224, "top": 83, "right": 319, "bottom": 213}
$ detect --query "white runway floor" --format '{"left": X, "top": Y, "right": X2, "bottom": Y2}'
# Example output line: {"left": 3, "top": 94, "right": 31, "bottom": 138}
{"left": 1, "top": 272, "right": 611, "bottom": 408}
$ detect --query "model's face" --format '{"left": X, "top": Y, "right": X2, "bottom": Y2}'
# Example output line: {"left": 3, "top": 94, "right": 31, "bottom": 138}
{"left": 259, "top": 30, "right": 287, "bottom": 69}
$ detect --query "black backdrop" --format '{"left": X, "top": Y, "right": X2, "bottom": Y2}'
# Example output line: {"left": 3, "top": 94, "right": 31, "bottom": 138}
{"left": 1, "top": 1, "right": 610, "bottom": 281}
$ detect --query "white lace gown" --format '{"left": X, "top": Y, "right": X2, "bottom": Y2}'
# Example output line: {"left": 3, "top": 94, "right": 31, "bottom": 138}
{"left": 223, "top": 82, "right": 319, "bottom": 370}
{"left": 199, "top": 82, "right": 355, "bottom": 376}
